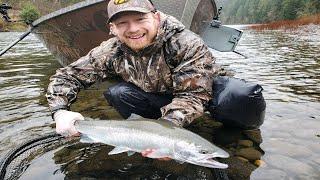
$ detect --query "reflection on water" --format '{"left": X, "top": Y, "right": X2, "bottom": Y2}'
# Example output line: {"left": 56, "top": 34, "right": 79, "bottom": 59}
{"left": 0, "top": 24, "right": 320, "bottom": 179}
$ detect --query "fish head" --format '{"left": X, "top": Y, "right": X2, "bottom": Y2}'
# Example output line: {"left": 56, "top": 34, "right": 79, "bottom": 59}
{"left": 173, "top": 141, "right": 229, "bottom": 169}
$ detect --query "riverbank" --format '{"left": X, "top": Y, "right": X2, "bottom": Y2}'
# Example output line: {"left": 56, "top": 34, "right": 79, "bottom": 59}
{"left": 0, "top": 1, "right": 79, "bottom": 32}
{"left": 250, "top": 14, "right": 320, "bottom": 30}
{"left": 0, "top": 10, "right": 28, "bottom": 32}
{"left": 0, "top": 21, "right": 27, "bottom": 32}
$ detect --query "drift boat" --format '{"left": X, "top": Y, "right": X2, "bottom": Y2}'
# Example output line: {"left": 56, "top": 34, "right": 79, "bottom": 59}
{"left": 32, "top": 0, "right": 218, "bottom": 66}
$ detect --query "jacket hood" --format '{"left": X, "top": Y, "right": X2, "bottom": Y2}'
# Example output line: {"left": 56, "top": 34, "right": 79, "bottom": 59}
{"left": 158, "top": 11, "right": 185, "bottom": 42}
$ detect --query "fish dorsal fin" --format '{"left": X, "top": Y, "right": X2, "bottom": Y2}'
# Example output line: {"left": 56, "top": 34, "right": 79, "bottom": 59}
{"left": 127, "top": 113, "right": 143, "bottom": 120}
{"left": 108, "top": 146, "right": 131, "bottom": 155}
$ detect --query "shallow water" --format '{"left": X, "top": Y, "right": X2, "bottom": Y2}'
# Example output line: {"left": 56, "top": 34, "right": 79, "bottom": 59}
{"left": 0, "top": 24, "right": 319, "bottom": 179}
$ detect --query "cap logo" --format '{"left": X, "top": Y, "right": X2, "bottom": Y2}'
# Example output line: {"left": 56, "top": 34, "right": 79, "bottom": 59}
{"left": 114, "top": 0, "right": 129, "bottom": 5}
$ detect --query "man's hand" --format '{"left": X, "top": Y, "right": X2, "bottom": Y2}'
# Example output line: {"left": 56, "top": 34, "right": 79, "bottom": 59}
{"left": 54, "top": 110, "right": 84, "bottom": 137}
{"left": 141, "top": 149, "right": 171, "bottom": 161}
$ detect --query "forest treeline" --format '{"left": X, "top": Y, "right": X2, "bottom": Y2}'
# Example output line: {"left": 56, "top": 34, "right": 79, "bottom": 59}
{"left": 219, "top": 0, "right": 320, "bottom": 24}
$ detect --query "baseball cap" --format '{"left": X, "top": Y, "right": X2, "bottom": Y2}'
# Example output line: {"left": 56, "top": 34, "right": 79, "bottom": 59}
{"left": 107, "top": 0, "right": 156, "bottom": 23}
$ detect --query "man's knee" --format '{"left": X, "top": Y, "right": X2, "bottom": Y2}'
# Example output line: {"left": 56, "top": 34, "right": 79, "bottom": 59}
{"left": 103, "top": 82, "right": 172, "bottom": 119}
{"left": 104, "top": 83, "right": 128, "bottom": 101}
{"left": 104, "top": 82, "right": 139, "bottom": 106}
{"left": 209, "top": 76, "right": 266, "bottom": 129}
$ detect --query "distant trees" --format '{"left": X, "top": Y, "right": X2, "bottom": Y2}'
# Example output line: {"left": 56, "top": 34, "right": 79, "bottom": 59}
{"left": 220, "top": 0, "right": 320, "bottom": 24}
{"left": 300, "top": 0, "right": 320, "bottom": 16}
{"left": 281, "top": 0, "right": 303, "bottom": 20}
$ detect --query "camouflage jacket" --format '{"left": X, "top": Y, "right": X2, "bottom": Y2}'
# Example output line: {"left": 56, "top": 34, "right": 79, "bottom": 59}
{"left": 46, "top": 12, "right": 226, "bottom": 127}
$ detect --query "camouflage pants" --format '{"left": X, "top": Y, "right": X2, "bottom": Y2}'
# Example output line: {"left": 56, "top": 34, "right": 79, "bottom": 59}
{"left": 104, "top": 79, "right": 266, "bottom": 129}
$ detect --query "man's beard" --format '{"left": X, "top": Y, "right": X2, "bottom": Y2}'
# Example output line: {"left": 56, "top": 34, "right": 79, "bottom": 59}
{"left": 125, "top": 38, "right": 151, "bottom": 52}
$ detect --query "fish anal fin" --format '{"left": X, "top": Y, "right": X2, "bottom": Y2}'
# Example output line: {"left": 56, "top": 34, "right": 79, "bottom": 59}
{"left": 108, "top": 146, "right": 131, "bottom": 155}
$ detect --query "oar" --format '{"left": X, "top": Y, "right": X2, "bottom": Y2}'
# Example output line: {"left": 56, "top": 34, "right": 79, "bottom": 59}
{"left": 0, "top": 27, "right": 33, "bottom": 56}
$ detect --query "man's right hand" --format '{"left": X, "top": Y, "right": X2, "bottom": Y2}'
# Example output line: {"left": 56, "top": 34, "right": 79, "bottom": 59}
{"left": 53, "top": 110, "right": 84, "bottom": 137}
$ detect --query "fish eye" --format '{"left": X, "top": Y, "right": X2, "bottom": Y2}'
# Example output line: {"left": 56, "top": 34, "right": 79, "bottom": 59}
{"left": 200, "top": 150, "right": 208, "bottom": 154}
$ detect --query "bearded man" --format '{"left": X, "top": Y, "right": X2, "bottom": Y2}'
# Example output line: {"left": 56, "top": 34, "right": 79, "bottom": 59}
{"left": 46, "top": 0, "right": 267, "bottom": 159}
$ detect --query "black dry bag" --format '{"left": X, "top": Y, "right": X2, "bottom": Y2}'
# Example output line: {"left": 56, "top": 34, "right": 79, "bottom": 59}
{"left": 208, "top": 76, "right": 266, "bottom": 129}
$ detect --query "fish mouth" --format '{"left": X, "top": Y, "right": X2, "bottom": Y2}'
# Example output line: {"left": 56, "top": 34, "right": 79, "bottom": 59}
{"left": 178, "top": 155, "right": 228, "bottom": 169}
{"left": 174, "top": 152, "right": 229, "bottom": 169}
{"left": 193, "top": 153, "right": 229, "bottom": 169}
{"left": 198, "top": 151, "right": 229, "bottom": 160}
{"left": 211, "top": 151, "right": 230, "bottom": 158}
{"left": 196, "top": 158, "right": 229, "bottom": 169}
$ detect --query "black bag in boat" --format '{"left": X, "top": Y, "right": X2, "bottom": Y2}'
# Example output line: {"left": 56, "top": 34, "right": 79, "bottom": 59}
{"left": 208, "top": 76, "right": 266, "bottom": 129}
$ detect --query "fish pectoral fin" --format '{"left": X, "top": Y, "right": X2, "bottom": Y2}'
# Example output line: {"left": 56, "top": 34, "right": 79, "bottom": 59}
{"left": 108, "top": 146, "right": 131, "bottom": 155}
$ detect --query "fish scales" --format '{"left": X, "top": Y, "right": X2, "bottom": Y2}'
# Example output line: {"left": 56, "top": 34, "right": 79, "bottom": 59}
{"left": 77, "top": 120, "right": 212, "bottom": 149}
{"left": 76, "top": 120, "right": 176, "bottom": 151}
{"left": 75, "top": 117, "right": 229, "bottom": 169}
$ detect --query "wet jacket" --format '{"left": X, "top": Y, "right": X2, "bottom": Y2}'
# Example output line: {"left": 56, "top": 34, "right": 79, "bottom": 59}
{"left": 46, "top": 12, "right": 226, "bottom": 127}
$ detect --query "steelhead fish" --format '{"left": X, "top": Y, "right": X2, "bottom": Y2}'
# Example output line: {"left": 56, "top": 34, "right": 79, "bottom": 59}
{"left": 75, "top": 115, "right": 229, "bottom": 169}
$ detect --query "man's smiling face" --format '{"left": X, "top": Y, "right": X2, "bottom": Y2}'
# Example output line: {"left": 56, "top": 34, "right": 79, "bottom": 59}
{"left": 110, "top": 11, "right": 160, "bottom": 52}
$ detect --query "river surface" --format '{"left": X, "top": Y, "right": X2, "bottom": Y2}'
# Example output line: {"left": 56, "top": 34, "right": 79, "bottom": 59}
{"left": 0, "top": 24, "right": 319, "bottom": 179}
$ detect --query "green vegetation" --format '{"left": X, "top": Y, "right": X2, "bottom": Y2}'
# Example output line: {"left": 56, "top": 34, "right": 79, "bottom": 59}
{"left": 219, "top": 0, "right": 320, "bottom": 24}
{"left": 1, "top": 0, "right": 83, "bottom": 31}
{"left": 0, "top": 21, "right": 26, "bottom": 31}
{"left": 20, "top": 3, "right": 40, "bottom": 24}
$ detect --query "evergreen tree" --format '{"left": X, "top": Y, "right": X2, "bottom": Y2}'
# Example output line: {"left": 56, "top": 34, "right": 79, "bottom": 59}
{"left": 281, "top": 0, "right": 302, "bottom": 20}
{"left": 219, "top": 0, "right": 319, "bottom": 24}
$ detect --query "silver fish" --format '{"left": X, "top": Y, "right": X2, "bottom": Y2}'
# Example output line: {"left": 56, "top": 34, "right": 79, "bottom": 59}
{"left": 75, "top": 115, "right": 229, "bottom": 169}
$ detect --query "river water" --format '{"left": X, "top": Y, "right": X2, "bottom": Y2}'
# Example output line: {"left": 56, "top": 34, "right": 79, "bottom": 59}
{"left": 0, "top": 24, "right": 319, "bottom": 179}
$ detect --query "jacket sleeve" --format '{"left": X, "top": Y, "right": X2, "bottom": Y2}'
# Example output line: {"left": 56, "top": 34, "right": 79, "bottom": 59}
{"left": 46, "top": 39, "right": 118, "bottom": 114}
{"left": 161, "top": 30, "right": 226, "bottom": 127}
